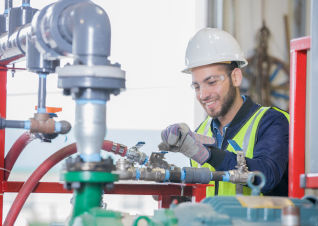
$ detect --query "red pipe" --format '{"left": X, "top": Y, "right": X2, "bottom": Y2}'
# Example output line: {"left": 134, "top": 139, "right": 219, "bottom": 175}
{"left": 4, "top": 140, "right": 126, "bottom": 226}
{"left": 4, "top": 132, "right": 34, "bottom": 180}
{"left": 289, "top": 37, "right": 310, "bottom": 197}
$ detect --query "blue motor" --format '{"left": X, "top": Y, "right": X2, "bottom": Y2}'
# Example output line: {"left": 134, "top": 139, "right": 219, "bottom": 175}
{"left": 141, "top": 195, "right": 318, "bottom": 226}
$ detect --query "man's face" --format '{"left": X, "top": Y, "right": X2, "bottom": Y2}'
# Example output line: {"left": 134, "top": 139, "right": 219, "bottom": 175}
{"left": 191, "top": 64, "right": 237, "bottom": 118}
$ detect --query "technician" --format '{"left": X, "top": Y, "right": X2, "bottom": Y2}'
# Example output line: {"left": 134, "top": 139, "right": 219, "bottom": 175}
{"left": 158, "top": 28, "right": 289, "bottom": 196}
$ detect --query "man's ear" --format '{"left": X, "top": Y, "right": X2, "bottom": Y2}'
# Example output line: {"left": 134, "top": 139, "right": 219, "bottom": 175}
{"left": 231, "top": 68, "right": 242, "bottom": 87}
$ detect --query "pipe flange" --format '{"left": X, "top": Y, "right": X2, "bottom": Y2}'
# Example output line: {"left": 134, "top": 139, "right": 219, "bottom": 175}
{"left": 65, "top": 156, "right": 115, "bottom": 172}
{"left": 57, "top": 65, "right": 126, "bottom": 93}
{"left": 57, "top": 64, "right": 125, "bottom": 79}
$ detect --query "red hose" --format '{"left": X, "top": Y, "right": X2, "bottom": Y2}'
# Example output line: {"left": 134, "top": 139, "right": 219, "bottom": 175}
{"left": 4, "top": 135, "right": 127, "bottom": 181}
{"left": 102, "top": 141, "right": 127, "bottom": 156}
{"left": 4, "top": 132, "right": 34, "bottom": 180}
{"left": 3, "top": 140, "right": 126, "bottom": 226}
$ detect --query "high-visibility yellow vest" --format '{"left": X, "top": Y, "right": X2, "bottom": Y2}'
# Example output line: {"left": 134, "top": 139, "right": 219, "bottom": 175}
{"left": 191, "top": 106, "right": 289, "bottom": 196}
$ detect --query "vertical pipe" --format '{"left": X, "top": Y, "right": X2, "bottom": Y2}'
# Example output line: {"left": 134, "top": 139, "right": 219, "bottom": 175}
{"left": 308, "top": 0, "right": 318, "bottom": 174}
{"left": 37, "top": 73, "right": 47, "bottom": 113}
{"left": 4, "top": 0, "right": 13, "bottom": 13}
{"left": 289, "top": 37, "right": 310, "bottom": 198}
{"left": 74, "top": 101, "right": 106, "bottom": 161}
{"left": 22, "top": 0, "right": 30, "bottom": 7}
{"left": 207, "top": 0, "right": 224, "bottom": 29}
{"left": 0, "top": 66, "right": 7, "bottom": 226}
{"left": 22, "top": 0, "right": 30, "bottom": 5}
{"left": 70, "top": 183, "right": 103, "bottom": 224}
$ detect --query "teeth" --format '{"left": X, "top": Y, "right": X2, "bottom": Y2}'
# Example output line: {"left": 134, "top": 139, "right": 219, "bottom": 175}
{"left": 206, "top": 101, "right": 215, "bottom": 106}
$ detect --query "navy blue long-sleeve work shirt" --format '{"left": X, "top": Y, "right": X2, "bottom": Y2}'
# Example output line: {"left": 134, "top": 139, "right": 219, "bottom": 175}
{"left": 202, "top": 96, "right": 289, "bottom": 195}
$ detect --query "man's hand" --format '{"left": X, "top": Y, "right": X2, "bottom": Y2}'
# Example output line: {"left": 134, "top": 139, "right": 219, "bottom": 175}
{"left": 158, "top": 123, "right": 215, "bottom": 164}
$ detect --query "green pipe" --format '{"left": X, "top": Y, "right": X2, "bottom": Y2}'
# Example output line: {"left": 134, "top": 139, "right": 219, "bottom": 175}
{"left": 70, "top": 183, "right": 103, "bottom": 224}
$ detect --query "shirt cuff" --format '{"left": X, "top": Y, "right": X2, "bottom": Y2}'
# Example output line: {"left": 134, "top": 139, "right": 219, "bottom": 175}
{"left": 204, "top": 145, "right": 227, "bottom": 168}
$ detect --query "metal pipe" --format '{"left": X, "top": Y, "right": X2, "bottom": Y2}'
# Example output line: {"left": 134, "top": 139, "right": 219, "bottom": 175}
{"left": 22, "top": 0, "right": 30, "bottom": 6}
{"left": 0, "top": 118, "right": 27, "bottom": 129}
{"left": 115, "top": 164, "right": 260, "bottom": 188}
{"left": 0, "top": 117, "right": 71, "bottom": 134}
{"left": 37, "top": 73, "right": 47, "bottom": 113}
{"left": 5, "top": 0, "right": 13, "bottom": 13}
{"left": 58, "top": 1, "right": 111, "bottom": 65}
{"left": 0, "top": 24, "right": 31, "bottom": 64}
{"left": 308, "top": 0, "right": 318, "bottom": 174}
{"left": 4, "top": 120, "right": 26, "bottom": 129}
{"left": 74, "top": 100, "right": 106, "bottom": 161}
{"left": 1, "top": 0, "right": 112, "bottom": 66}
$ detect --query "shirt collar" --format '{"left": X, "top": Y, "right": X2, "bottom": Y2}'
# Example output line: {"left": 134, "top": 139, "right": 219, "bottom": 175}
{"left": 212, "top": 118, "right": 230, "bottom": 135}
{"left": 211, "top": 95, "right": 246, "bottom": 134}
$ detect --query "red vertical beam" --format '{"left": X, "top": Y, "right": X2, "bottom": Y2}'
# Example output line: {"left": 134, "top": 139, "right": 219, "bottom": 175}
{"left": 0, "top": 66, "right": 7, "bottom": 226}
{"left": 289, "top": 37, "right": 311, "bottom": 198}
{"left": 191, "top": 185, "right": 206, "bottom": 203}
{"left": 157, "top": 195, "right": 173, "bottom": 208}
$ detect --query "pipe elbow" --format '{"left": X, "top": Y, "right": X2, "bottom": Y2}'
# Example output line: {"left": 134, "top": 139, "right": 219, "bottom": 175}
{"left": 60, "top": 1, "right": 111, "bottom": 65}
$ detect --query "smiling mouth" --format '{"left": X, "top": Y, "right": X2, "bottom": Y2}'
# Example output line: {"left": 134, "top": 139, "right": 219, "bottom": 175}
{"left": 203, "top": 100, "right": 218, "bottom": 109}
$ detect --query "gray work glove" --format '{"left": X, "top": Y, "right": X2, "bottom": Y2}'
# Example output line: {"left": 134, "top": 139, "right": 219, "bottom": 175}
{"left": 158, "top": 123, "right": 215, "bottom": 164}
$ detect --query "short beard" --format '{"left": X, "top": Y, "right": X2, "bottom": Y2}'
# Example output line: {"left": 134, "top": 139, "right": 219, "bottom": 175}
{"left": 214, "top": 79, "right": 237, "bottom": 118}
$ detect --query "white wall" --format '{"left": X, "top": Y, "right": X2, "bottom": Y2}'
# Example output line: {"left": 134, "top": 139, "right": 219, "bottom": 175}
{"left": 2, "top": 0, "right": 197, "bottom": 130}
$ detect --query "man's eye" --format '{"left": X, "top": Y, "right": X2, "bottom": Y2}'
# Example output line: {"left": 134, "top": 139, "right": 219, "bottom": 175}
{"left": 208, "top": 81, "right": 216, "bottom": 85}
{"left": 191, "top": 84, "right": 200, "bottom": 90}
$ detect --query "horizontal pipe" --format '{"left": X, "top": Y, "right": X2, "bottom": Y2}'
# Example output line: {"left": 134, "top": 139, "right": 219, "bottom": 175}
{"left": 1, "top": 0, "right": 112, "bottom": 67}
{"left": 1, "top": 119, "right": 27, "bottom": 129}
{"left": 0, "top": 24, "right": 31, "bottom": 64}
{"left": 115, "top": 166, "right": 256, "bottom": 185}
{"left": 0, "top": 117, "right": 71, "bottom": 134}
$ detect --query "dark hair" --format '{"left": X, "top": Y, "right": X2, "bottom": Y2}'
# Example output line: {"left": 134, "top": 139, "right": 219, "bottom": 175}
{"left": 219, "top": 62, "right": 238, "bottom": 77}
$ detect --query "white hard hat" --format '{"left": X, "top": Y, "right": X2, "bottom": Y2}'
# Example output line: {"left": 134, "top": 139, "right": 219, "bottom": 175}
{"left": 182, "top": 28, "right": 248, "bottom": 74}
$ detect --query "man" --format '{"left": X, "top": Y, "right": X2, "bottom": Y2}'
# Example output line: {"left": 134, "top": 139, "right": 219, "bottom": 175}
{"left": 158, "top": 28, "right": 289, "bottom": 196}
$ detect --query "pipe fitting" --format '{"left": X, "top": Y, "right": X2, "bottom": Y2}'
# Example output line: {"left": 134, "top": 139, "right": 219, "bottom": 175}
{"left": 229, "top": 170, "right": 254, "bottom": 184}
{"left": 59, "top": 1, "right": 111, "bottom": 65}
{"left": 29, "top": 113, "right": 71, "bottom": 134}
{"left": 31, "top": 0, "right": 111, "bottom": 65}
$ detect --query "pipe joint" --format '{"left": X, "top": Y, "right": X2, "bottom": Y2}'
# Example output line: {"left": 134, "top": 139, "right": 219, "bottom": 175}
{"left": 60, "top": 1, "right": 111, "bottom": 65}
{"left": 31, "top": 0, "right": 111, "bottom": 65}
{"left": 29, "top": 113, "right": 71, "bottom": 134}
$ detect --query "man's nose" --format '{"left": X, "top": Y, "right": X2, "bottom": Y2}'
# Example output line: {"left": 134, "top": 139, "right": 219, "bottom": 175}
{"left": 199, "top": 86, "right": 210, "bottom": 100}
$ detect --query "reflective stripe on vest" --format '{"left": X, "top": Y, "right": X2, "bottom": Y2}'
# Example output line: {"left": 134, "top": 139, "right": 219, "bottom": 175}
{"left": 191, "top": 106, "right": 289, "bottom": 196}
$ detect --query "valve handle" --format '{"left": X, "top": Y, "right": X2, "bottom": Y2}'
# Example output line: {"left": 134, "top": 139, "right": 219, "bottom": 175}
{"left": 247, "top": 171, "right": 266, "bottom": 196}
{"left": 35, "top": 106, "right": 62, "bottom": 113}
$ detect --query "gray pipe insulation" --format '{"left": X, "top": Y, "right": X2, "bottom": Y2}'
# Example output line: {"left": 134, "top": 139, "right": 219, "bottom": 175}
{"left": 0, "top": 0, "right": 111, "bottom": 66}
